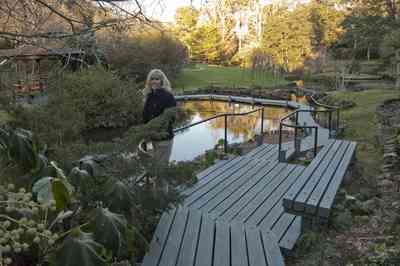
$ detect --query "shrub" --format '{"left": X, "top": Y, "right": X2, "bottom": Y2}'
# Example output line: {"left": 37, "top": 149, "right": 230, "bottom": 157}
{"left": 99, "top": 26, "right": 187, "bottom": 82}
{"left": 11, "top": 67, "right": 143, "bottom": 146}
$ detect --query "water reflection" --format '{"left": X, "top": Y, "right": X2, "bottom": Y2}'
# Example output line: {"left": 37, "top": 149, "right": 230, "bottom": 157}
{"left": 169, "top": 101, "right": 292, "bottom": 162}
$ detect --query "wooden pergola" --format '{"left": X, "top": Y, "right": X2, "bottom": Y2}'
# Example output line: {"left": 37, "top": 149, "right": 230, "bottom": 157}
{"left": 0, "top": 46, "right": 84, "bottom": 94}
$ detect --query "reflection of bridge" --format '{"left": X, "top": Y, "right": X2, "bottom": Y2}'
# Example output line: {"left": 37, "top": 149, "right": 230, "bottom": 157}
{"left": 142, "top": 95, "right": 356, "bottom": 266}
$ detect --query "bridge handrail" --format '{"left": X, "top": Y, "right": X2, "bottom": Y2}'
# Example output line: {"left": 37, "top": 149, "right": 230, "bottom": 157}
{"left": 174, "top": 107, "right": 265, "bottom": 152}
{"left": 278, "top": 93, "right": 341, "bottom": 162}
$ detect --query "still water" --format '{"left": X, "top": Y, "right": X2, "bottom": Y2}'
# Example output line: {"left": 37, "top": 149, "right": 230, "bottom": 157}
{"left": 169, "top": 101, "right": 293, "bottom": 162}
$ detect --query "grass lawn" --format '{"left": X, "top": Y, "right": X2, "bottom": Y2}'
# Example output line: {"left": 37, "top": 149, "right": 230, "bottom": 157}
{"left": 332, "top": 89, "right": 400, "bottom": 182}
{"left": 172, "top": 64, "right": 289, "bottom": 91}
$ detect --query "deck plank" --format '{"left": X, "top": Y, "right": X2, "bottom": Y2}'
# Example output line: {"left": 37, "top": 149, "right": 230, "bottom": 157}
{"left": 246, "top": 228, "right": 268, "bottom": 266}
{"left": 158, "top": 208, "right": 189, "bottom": 266}
{"left": 195, "top": 214, "right": 215, "bottom": 266}
{"left": 282, "top": 139, "right": 336, "bottom": 210}
{"left": 222, "top": 163, "right": 287, "bottom": 222}
{"left": 318, "top": 142, "right": 357, "bottom": 218}
{"left": 278, "top": 216, "right": 302, "bottom": 252}
{"left": 188, "top": 158, "right": 271, "bottom": 210}
{"left": 184, "top": 145, "right": 275, "bottom": 202}
{"left": 198, "top": 159, "right": 276, "bottom": 213}
{"left": 233, "top": 164, "right": 292, "bottom": 223}
{"left": 209, "top": 161, "right": 281, "bottom": 219}
{"left": 142, "top": 209, "right": 177, "bottom": 266}
{"left": 292, "top": 141, "right": 344, "bottom": 212}
{"left": 252, "top": 166, "right": 305, "bottom": 229}
{"left": 305, "top": 141, "right": 351, "bottom": 215}
{"left": 230, "top": 224, "right": 248, "bottom": 266}
{"left": 261, "top": 230, "right": 285, "bottom": 266}
{"left": 176, "top": 210, "right": 202, "bottom": 266}
{"left": 213, "top": 221, "right": 230, "bottom": 266}
{"left": 242, "top": 164, "right": 297, "bottom": 226}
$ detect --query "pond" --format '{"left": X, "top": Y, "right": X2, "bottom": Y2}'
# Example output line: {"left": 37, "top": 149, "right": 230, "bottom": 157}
{"left": 168, "top": 100, "right": 293, "bottom": 162}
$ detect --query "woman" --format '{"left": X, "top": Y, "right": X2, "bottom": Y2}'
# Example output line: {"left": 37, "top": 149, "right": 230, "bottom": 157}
{"left": 142, "top": 69, "right": 176, "bottom": 124}
{"left": 142, "top": 69, "right": 176, "bottom": 161}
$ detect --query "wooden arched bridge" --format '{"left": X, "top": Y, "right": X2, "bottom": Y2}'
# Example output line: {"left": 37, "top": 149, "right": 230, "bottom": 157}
{"left": 142, "top": 95, "right": 356, "bottom": 266}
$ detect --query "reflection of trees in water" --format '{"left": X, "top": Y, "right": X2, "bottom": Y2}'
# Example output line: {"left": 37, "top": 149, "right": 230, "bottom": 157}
{"left": 180, "top": 101, "right": 292, "bottom": 139}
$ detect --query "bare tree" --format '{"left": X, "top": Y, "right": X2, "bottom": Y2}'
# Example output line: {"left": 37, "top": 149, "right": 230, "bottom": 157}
{"left": 0, "top": 0, "right": 149, "bottom": 45}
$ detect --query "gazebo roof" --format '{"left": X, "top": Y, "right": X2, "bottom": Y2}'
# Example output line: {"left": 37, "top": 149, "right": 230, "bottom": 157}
{"left": 0, "top": 46, "right": 84, "bottom": 60}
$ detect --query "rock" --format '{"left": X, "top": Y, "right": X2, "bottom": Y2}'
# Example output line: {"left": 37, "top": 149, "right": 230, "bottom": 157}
{"left": 379, "top": 179, "right": 395, "bottom": 188}
{"left": 383, "top": 152, "right": 398, "bottom": 158}
{"left": 345, "top": 194, "right": 357, "bottom": 202}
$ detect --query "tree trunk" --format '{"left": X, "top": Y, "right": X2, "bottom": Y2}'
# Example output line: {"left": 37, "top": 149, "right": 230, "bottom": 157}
{"left": 396, "top": 50, "right": 400, "bottom": 89}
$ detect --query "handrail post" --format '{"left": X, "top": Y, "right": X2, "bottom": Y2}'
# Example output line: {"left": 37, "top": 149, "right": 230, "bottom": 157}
{"left": 337, "top": 109, "right": 340, "bottom": 132}
{"left": 328, "top": 111, "right": 332, "bottom": 138}
{"left": 224, "top": 114, "right": 228, "bottom": 153}
{"left": 260, "top": 108, "right": 264, "bottom": 136}
{"left": 295, "top": 111, "right": 299, "bottom": 125}
{"left": 294, "top": 126, "right": 298, "bottom": 157}
{"left": 314, "top": 127, "right": 318, "bottom": 158}
{"left": 278, "top": 123, "right": 283, "bottom": 161}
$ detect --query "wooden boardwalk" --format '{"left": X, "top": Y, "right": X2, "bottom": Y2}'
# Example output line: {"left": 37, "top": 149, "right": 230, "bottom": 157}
{"left": 143, "top": 95, "right": 356, "bottom": 266}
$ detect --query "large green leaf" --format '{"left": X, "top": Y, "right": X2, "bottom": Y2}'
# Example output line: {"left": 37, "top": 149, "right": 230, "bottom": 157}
{"left": 105, "top": 180, "right": 132, "bottom": 215}
{"left": 52, "top": 179, "right": 71, "bottom": 211}
{"left": 92, "top": 207, "right": 127, "bottom": 256}
{"left": 56, "top": 230, "right": 106, "bottom": 266}
{"left": 32, "top": 177, "right": 54, "bottom": 203}
{"left": 69, "top": 167, "right": 91, "bottom": 189}
{"left": 32, "top": 177, "right": 74, "bottom": 209}
{"left": 7, "top": 129, "right": 38, "bottom": 172}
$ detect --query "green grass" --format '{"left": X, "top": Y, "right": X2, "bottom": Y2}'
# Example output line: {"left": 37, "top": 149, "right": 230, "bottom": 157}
{"left": 172, "top": 64, "right": 289, "bottom": 91}
{"left": 332, "top": 89, "right": 400, "bottom": 181}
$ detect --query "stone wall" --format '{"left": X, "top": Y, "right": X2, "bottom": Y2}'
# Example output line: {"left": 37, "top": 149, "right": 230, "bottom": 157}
{"left": 376, "top": 99, "right": 400, "bottom": 191}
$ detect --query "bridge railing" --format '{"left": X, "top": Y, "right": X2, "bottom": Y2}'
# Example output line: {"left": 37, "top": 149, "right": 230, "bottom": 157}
{"left": 278, "top": 97, "right": 340, "bottom": 162}
{"left": 174, "top": 107, "right": 265, "bottom": 153}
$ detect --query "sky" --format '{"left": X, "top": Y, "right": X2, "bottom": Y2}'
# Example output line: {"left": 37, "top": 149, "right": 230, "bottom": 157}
{"left": 114, "top": 0, "right": 309, "bottom": 23}
{"left": 142, "top": 0, "right": 203, "bottom": 22}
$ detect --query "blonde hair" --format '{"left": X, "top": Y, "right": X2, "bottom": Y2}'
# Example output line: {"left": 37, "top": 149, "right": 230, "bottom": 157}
{"left": 143, "top": 69, "right": 172, "bottom": 96}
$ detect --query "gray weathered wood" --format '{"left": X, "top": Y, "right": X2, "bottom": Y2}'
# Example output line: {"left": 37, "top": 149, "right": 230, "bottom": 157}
{"left": 195, "top": 214, "right": 215, "bottom": 266}
{"left": 198, "top": 159, "right": 276, "bottom": 213}
{"left": 318, "top": 142, "right": 356, "bottom": 218}
{"left": 282, "top": 139, "right": 335, "bottom": 210}
{"left": 244, "top": 164, "right": 297, "bottom": 226}
{"left": 197, "top": 159, "right": 231, "bottom": 180}
{"left": 261, "top": 230, "right": 285, "bottom": 266}
{"left": 214, "top": 221, "right": 231, "bottom": 266}
{"left": 210, "top": 161, "right": 281, "bottom": 219}
{"left": 292, "top": 141, "right": 343, "bottom": 212}
{"left": 246, "top": 228, "right": 268, "bottom": 266}
{"left": 271, "top": 213, "right": 296, "bottom": 243}
{"left": 230, "top": 223, "right": 248, "bottom": 266}
{"left": 230, "top": 163, "right": 288, "bottom": 223}
{"left": 142, "top": 209, "right": 177, "bottom": 266}
{"left": 257, "top": 166, "right": 305, "bottom": 231}
{"left": 176, "top": 210, "right": 202, "bottom": 266}
{"left": 184, "top": 145, "right": 277, "bottom": 206}
{"left": 188, "top": 157, "right": 271, "bottom": 210}
{"left": 158, "top": 208, "right": 189, "bottom": 266}
{"left": 305, "top": 141, "right": 351, "bottom": 214}
{"left": 277, "top": 216, "right": 302, "bottom": 252}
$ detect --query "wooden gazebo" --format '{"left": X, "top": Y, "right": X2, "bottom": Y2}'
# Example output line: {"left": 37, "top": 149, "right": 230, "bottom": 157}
{"left": 0, "top": 46, "right": 84, "bottom": 94}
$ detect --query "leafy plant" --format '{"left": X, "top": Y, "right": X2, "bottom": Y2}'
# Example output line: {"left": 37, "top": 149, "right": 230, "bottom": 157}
{"left": 0, "top": 126, "right": 198, "bottom": 265}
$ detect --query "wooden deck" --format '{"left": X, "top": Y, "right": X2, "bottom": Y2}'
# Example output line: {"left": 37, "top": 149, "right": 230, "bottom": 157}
{"left": 143, "top": 95, "right": 357, "bottom": 265}
{"left": 182, "top": 144, "right": 305, "bottom": 253}
{"left": 142, "top": 208, "right": 285, "bottom": 266}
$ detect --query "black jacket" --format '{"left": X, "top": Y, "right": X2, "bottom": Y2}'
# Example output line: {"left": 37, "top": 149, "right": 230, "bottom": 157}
{"left": 143, "top": 88, "right": 177, "bottom": 124}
